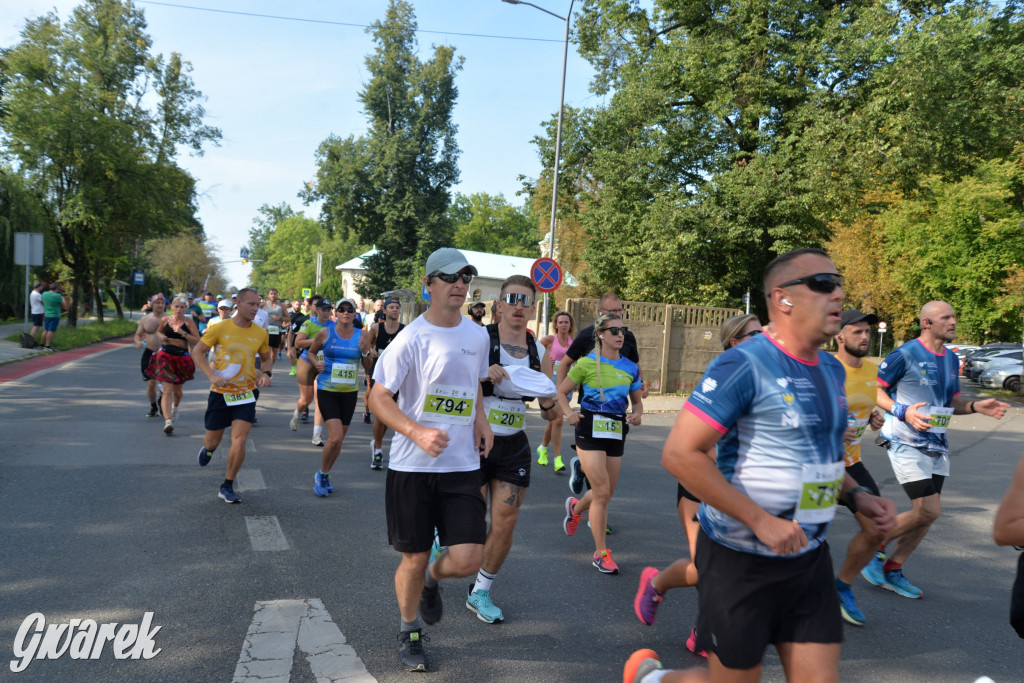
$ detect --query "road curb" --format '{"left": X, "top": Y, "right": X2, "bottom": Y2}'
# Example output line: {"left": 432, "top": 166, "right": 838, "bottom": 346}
{"left": 0, "top": 336, "right": 134, "bottom": 386}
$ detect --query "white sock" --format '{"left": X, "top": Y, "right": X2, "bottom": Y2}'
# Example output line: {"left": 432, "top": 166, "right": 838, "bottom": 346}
{"left": 293, "top": 409, "right": 300, "bottom": 418}
{"left": 473, "top": 569, "right": 496, "bottom": 593}
{"left": 313, "top": 425, "right": 323, "bottom": 437}
{"left": 641, "top": 671, "right": 667, "bottom": 683}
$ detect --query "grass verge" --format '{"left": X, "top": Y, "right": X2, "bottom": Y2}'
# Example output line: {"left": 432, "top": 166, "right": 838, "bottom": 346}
{"left": 4, "top": 319, "right": 136, "bottom": 352}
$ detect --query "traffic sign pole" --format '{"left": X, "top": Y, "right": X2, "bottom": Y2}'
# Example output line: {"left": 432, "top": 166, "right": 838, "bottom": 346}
{"left": 878, "top": 321, "right": 888, "bottom": 357}
{"left": 530, "top": 258, "right": 563, "bottom": 336}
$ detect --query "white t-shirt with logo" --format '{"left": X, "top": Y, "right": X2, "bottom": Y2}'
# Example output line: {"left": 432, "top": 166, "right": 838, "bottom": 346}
{"left": 373, "top": 315, "right": 489, "bottom": 472}
{"left": 483, "top": 337, "right": 547, "bottom": 437}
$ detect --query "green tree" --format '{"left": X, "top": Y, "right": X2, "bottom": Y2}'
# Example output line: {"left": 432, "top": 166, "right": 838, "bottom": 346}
{"left": 305, "top": 0, "right": 461, "bottom": 295}
{"left": 1, "top": 0, "right": 220, "bottom": 323}
{"left": 0, "top": 166, "right": 51, "bottom": 318}
{"left": 145, "top": 234, "right": 226, "bottom": 296}
{"left": 449, "top": 192, "right": 537, "bottom": 258}
{"left": 247, "top": 202, "right": 295, "bottom": 286}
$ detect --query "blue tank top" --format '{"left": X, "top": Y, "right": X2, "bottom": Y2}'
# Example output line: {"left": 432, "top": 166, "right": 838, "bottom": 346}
{"left": 316, "top": 325, "right": 362, "bottom": 393}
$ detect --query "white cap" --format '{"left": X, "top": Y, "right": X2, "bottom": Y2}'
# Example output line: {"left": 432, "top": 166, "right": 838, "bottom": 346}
{"left": 425, "top": 247, "right": 477, "bottom": 276}
{"left": 217, "top": 299, "right": 232, "bottom": 309}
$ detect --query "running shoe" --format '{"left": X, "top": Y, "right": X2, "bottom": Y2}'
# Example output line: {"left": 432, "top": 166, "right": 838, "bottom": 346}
{"left": 288, "top": 367, "right": 296, "bottom": 376}
{"left": 569, "top": 456, "right": 586, "bottom": 495}
{"left": 623, "top": 648, "right": 662, "bottom": 683}
{"left": 163, "top": 419, "right": 174, "bottom": 435}
{"left": 836, "top": 579, "right": 865, "bottom": 626}
{"left": 218, "top": 484, "right": 241, "bottom": 504}
{"left": 197, "top": 446, "right": 212, "bottom": 467}
{"left": 289, "top": 411, "right": 300, "bottom": 431}
{"left": 371, "top": 450, "right": 384, "bottom": 470}
{"left": 312, "top": 434, "right": 324, "bottom": 447}
{"left": 466, "top": 586, "right": 504, "bottom": 623}
{"left": 563, "top": 497, "right": 582, "bottom": 536}
{"left": 554, "top": 455, "right": 565, "bottom": 472}
{"left": 860, "top": 552, "right": 886, "bottom": 588}
{"left": 418, "top": 583, "right": 443, "bottom": 625}
{"left": 537, "top": 445, "right": 549, "bottom": 466}
{"left": 634, "top": 567, "right": 664, "bottom": 625}
{"left": 430, "top": 531, "right": 446, "bottom": 564}
{"left": 314, "top": 471, "right": 331, "bottom": 497}
{"left": 593, "top": 549, "right": 619, "bottom": 574}
{"left": 146, "top": 404, "right": 159, "bottom": 418}
{"left": 588, "top": 520, "right": 613, "bottom": 535}
{"left": 686, "top": 628, "right": 708, "bottom": 658}
{"left": 882, "top": 569, "right": 923, "bottom": 599}
{"left": 397, "top": 629, "right": 428, "bottom": 672}
{"left": 363, "top": 411, "right": 372, "bottom": 424}
{"left": 301, "top": 408, "right": 309, "bottom": 422}
{"left": 171, "top": 403, "right": 179, "bottom": 422}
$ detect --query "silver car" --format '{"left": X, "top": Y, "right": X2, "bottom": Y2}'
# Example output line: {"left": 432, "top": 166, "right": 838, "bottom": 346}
{"left": 980, "top": 362, "right": 1022, "bottom": 393}
{"left": 967, "top": 349, "right": 1023, "bottom": 381}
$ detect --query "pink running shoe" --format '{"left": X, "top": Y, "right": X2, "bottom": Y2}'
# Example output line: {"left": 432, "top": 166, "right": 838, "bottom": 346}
{"left": 686, "top": 627, "right": 708, "bottom": 658}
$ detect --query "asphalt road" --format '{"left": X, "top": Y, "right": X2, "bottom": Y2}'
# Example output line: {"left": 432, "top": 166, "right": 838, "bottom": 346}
{"left": 1, "top": 345, "right": 1022, "bottom": 682}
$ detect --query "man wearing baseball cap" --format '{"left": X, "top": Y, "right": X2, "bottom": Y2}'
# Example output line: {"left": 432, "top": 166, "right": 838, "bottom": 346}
{"left": 468, "top": 301, "right": 486, "bottom": 326}
{"left": 830, "top": 309, "right": 889, "bottom": 626}
{"left": 367, "top": 247, "right": 492, "bottom": 672}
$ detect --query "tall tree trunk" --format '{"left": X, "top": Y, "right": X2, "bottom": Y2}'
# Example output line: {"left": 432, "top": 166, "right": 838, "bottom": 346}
{"left": 107, "top": 279, "right": 124, "bottom": 319}
{"left": 92, "top": 275, "right": 105, "bottom": 323}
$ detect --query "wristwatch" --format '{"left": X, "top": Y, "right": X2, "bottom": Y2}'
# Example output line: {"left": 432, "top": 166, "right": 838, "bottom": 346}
{"left": 263, "top": 371, "right": 272, "bottom": 378}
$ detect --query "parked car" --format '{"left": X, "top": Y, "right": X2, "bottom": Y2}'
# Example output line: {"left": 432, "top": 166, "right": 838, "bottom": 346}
{"left": 967, "top": 349, "right": 1023, "bottom": 381}
{"left": 945, "top": 344, "right": 981, "bottom": 374}
{"left": 980, "top": 363, "right": 1022, "bottom": 393}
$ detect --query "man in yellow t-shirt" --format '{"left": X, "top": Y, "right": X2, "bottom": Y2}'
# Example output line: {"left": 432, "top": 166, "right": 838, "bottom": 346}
{"left": 833, "top": 309, "right": 887, "bottom": 626}
{"left": 192, "top": 288, "right": 274, "bottom": 504}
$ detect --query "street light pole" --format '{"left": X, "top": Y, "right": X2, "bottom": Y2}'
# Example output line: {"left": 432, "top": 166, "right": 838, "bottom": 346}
{"left": 502, "top": 0, "right": 575, "bottom": 336}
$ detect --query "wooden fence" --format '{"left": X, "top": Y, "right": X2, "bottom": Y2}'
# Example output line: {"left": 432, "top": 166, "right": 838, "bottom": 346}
{"left": 564, "top": 298, "right": 743, "bottom": 395}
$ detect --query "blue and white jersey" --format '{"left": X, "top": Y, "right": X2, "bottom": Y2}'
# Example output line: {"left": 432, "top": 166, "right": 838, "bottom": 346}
{"left": 683, "top": 333, "right": 848, "bottom": 557}
{"left": 878, "top": 338, "right": 960, "bottom": 454}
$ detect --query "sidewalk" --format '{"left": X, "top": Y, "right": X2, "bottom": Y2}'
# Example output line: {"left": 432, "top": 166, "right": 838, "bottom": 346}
{"left": 0, "top": 312, "right": 140, "bottom": 367}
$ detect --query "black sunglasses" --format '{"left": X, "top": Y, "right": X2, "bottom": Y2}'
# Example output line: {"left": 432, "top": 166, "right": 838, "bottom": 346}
{"left": 429, "top": 271, "right": 473, "bottom": 284}
{"left": 778, "top": 272, "right": 845, "bottom": 294}
{"left": 736, "top": 329, "right": 762, "bottom": 341}
{"left": 600, "top": 326, "right": 628, "bottom": 336}
{"left": 337, "top": 307, "right": 355, "bottom": 314}
{"left": 502, "top": 292, "right": 535, "bottom": 307}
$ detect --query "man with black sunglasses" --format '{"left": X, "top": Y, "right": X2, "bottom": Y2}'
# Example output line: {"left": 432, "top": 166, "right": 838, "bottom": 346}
{"left": 367, "top": 247, "right": 493, "bottom": 673}
{"left": 663, "top": 248, "right": 896, "bottom": 682}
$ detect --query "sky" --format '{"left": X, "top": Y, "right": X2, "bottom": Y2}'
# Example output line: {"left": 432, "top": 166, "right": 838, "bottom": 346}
{"left": 1, "top": 0, "right": 603, "bottom": 289}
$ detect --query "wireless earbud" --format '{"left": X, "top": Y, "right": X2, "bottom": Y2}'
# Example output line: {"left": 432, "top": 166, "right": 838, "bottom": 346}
{"left": 599, "top": 335, "right": 604, "bottom": 339}
{"left": 782, "top": 298, "right": 793, "bottom": 306}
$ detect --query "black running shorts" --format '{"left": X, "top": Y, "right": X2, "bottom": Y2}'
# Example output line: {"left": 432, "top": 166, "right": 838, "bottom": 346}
{"left": 574, "top": 410, "right": 629, "bottom": 457}
{"left": 316, "top": 389, "right": 357, "bottom": 425}
{"left": 385, "top": 469, "right": 486, "bottom": 553}
{"left": 840, "top": 462, "right": 881, "bottom": 514}
{"left": 694, "top": 530, "right": 843, "bottom": 669}
{"left": 479, "top": 431, "right": 531, "bottom": 488}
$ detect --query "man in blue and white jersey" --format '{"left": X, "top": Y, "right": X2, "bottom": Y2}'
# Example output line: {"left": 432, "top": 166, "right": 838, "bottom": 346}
{"left": 861, "top": 300, "right": 1009, "bottom": 599}
{"left": 662, "top": 248, "right": 896, "bottom": 682}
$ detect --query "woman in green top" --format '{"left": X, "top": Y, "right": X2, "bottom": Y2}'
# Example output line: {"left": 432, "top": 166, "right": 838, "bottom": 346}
{"left": 289, "top": 298, "right": 333, "bottom": 445}
{"left": 556, "top": 313, "right": 643, "bottom": 575}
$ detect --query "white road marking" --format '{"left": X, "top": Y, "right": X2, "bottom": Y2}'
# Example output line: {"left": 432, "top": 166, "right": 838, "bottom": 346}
{"left": 234, "top": 599, "right": 375, "bottom": 682}
{"left": 235, "top": 468, "right": 265, "bottom": 491}
{"left": 244, "top": 516, "right": 289, "bottom": 551}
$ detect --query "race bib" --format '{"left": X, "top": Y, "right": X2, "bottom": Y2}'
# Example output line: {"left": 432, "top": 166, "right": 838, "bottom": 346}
{"left": 592, "top": 415, "right": 623, "bottom": 440}
{"left": 267, "top": 325, "right": 280, "bottom": 335}
{"left": 224, "top": 390, "right": 255, "bottom": 406}
{"left": 330, "top": 362, "right": 357, "bottom": 387}
{"left": 424, "top": 384, "right": 475, "bottom": 425}
{"left": 928, "top": 406, "right": 954, "bottom": 434}
{"left": 847, "top": 415, "right": 870, "bottom": 447}
{"left": 794, "top": 461, "right": 845, "bottom": 524}
{"left": 487, "top": 398, "right": 526, "bottom": 435}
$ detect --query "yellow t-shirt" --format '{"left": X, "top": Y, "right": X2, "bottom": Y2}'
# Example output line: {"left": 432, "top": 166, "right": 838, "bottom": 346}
{"left": 200, "top": 318, "right": 270, "bottom": 395}
{"left": 839, "top": 358, "right": 879, "bottom": 467}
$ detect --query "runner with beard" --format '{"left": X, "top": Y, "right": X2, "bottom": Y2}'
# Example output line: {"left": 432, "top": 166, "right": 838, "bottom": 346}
{"left": 468, "top": 301, "right": 486, "bottom": 326}
{"left": 365, "top": 297, "right": 406, "bottom": 469}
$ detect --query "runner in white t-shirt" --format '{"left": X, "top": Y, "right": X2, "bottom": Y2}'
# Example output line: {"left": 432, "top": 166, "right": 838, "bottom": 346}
{"left": 367, "top": 247, "right": 492, "bottom": 673}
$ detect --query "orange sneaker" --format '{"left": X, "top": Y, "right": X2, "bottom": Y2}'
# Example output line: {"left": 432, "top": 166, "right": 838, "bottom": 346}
{"left": 623, "top": 648, "right": 661, "bottom": 683}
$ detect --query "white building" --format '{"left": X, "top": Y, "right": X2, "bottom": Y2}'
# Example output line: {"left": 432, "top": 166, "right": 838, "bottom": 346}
{"left": 335, "top": 248, "right": 542, "bottom": 303}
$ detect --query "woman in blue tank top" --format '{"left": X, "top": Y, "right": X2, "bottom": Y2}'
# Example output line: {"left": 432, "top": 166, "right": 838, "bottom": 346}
{"left": 307, "top": 297, "right": 372, "bottom": 497}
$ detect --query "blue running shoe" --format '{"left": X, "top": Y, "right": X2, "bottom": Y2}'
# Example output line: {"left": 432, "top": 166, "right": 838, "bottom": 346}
{"left": 314, "top": 471, "right": 330, "bottom": 497}
{"left": 218, "top": 485, "right": 241, "bottom": 504}
{"left": 466, "top": 586, "right": 504, "bottom": 623}
{"left": 836, "top": 579, "right": 865, "bottom": 626}
{"left": 860, "top": 553, "right": 886, "bottom": 588}
{"left": 198, "top": 446, "right": 212, "bottom": 467}
{"left": 882, "top": 569, "right": 923, "bottom": 599}
{"left": 430, "top": 530, "right": 446, "bottom": 564}
{"left": 569, "top": 456, "right": 586, "bottom": 496}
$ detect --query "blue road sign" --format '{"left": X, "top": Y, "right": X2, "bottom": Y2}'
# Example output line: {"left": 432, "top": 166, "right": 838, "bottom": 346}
{"left": 133, "top": 271, "right": 145, "bottom": 285}
{"left": 530, "top": 258, "right": 562, "bottom": 293}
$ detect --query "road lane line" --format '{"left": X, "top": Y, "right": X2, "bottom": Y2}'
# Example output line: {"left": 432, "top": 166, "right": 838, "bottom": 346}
{"left": 244, "top": 516, "right": 289, "bottom": 551}
{"left": 234, "top": 599, "right": 375, "bottom": 682}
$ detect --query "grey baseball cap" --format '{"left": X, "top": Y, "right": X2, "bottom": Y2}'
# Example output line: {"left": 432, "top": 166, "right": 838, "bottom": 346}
{"left": 839, "top": 309, "right": 880, "bottom": 328}
{"left": 425, "top": 248, "right": 477, "bottom": 276}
